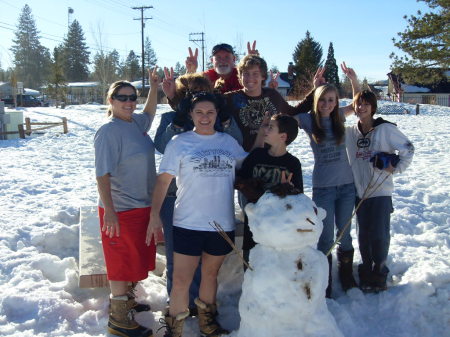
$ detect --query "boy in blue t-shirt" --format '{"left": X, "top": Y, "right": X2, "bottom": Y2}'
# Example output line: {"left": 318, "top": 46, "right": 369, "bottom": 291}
{"left": 236, "top": 114, "right": 304, "bottom": 264}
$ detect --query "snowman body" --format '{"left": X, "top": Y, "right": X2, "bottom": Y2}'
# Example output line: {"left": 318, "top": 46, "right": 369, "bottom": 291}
{"left": 236, "top": 192, "right": 344, "bottom": 337}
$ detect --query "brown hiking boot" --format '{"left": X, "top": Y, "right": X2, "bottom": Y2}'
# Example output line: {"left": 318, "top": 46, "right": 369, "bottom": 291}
{"left": 195, "top": 298, "right": 229, "bottom": 337}
{"left": 127, "top": 282, "right": 151, "bottom": 312}
{"left": 108, "top": 296, "right": 153, "bottom": 337}
{"left": 158, "top": 309, "right": 189, "bottom": 337}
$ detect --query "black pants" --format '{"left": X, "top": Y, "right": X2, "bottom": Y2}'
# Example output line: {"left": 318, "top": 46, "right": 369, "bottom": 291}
{"left": 356, "top": 196, "right": 393, "bottom": 273}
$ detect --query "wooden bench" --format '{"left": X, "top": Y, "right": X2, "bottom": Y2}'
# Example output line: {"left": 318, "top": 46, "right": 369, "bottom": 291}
{"left": 79, "top": 206, "right": 109, "bottom": 288}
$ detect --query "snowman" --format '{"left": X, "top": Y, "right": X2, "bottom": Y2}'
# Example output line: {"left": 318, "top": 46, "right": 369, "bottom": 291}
{"left": 235, "top": 189, "right": 344, "bottom": 337}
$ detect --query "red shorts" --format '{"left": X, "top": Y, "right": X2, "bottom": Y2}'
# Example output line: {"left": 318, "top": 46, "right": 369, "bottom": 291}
{"left": 99, "top": 206, "right": 156, "bottom": 281}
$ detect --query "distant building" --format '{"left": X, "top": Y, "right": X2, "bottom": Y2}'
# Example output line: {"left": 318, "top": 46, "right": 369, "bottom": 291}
{"left": 265, "top": 62, "right": 296, "bottom": 99}
{"left": 387, "top": 71, "right": 450, "bottom": 107}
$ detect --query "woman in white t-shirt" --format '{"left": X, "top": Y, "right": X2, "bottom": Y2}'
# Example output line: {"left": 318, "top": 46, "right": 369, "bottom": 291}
{"left": 146, "top": 92, "right": 246, "bottom": 337}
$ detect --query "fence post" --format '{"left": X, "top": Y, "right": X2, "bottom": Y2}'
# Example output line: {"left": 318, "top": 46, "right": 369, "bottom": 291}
{"left": 62, "top": 117, "right": 68, "bottom": 134}
{"left": 18, "top": 124, "right": 25, "bottom": 139}
{"left": 25, "top": 117, "right": 32, "bottom": 135}
{"left": 416, "top": 104, "right": 420, "bottom": 115}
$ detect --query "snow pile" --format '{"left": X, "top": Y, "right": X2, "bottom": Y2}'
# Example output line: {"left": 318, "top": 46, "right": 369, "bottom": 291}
{"left": 0, "top": 101, "right": 449, "bottom": 336}
{"left": 234, "top": 192, "right": 342, "bottom": 337}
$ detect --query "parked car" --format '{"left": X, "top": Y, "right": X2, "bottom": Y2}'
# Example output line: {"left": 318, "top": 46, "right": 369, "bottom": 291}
{"left": 0, "top": 95, "right": 46, "bottom": 107}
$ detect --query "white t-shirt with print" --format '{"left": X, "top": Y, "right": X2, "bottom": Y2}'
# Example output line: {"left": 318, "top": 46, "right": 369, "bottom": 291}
{"left": 159, "top": 131, "right": 247, "bottom": 231}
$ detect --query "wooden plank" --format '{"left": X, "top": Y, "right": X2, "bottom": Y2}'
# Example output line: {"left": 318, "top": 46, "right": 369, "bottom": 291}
{"left": 78, "top": 205, "right": 109, "bottom": 288}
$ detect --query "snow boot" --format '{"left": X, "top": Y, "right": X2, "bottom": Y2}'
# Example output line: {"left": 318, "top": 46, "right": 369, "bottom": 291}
{"left": 108, "top": 296, "right": 153, "bottom": 337}
{"left": 195, "top": 297, "right": 229, "bottom": 337}
{"left": 337, "top": 248, "right": 358, "bottom": 291}
{"left": 358, "top": 264, "right": 374, "bottom": 293}
{"left": 128, "top": 282, "right": 151, "bottom": 312}
{"left": 326, "top": 254, "right": 332, "bottom": 298}
{"left": 371, "top": 264, "right": 388, "bottom": 292}
{"left": 158, "top": 309, "right": 189, "bottom": 337}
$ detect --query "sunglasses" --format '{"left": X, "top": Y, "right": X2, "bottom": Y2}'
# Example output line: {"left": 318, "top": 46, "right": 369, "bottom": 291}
{"left": 212, "top": 43, "right": 234, "bottom": 56}
{"left": 113, "top": 94, "right": 138, "bottom": 102}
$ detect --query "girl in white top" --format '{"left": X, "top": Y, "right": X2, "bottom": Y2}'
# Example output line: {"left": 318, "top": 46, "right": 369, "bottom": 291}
{"left": 146, "top": 92, "right": 246, "bottom": 336}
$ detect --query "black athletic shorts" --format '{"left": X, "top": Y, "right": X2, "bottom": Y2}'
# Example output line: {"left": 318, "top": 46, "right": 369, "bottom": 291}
{"left": 173, "top": 226, "right": 235, "bottom": 256}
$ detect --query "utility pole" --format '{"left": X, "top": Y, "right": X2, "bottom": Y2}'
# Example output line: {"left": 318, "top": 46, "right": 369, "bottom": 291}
{"left": 189, "top": 32, "right": 205, "bottom": 72}
{"left": 133, "top": 6, "right": 153, "bottom": 96}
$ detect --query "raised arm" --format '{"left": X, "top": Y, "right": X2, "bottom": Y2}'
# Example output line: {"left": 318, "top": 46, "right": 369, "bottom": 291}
{"left": 341, "top": 62, "right": 360, "bottom": 97}
{"left": 142, "top": 67, "right": 160, "bottom": 117}
{"left": 340, "top": 62, "right": 361, "bottom": 116}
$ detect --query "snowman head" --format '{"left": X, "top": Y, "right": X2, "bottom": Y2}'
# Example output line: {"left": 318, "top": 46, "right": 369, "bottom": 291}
{"left": 245, "top": 192, "right": 326, "bottom": 250}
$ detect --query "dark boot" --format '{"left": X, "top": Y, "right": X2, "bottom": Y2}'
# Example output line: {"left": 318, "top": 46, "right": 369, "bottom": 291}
{"left": 158, "top": 309, "right": 189, "bottom": 337}
{"left": 108, "top": 296, "right": 153, "bottom": 337}
{"left": 358, "top": 264, "right": 374, "bottom": 293}
{"left": 372, "top": 264, "right": 388, "bottom": 292}
{"left": 326, "top": 254, "right": 332, "bottom": 298}
{"left": 337, "top": 248, "right": 358, "bottom": 291}
{"left": 195, "top": 298, "right": 229, "bottom": 337}
{"left": 128, "top": 282, "right": 151, "bottom": 312}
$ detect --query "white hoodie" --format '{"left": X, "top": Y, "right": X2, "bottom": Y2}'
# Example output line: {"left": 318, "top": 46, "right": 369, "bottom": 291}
{"left": 346, "top": 118, "right": 414, "bottom": 199}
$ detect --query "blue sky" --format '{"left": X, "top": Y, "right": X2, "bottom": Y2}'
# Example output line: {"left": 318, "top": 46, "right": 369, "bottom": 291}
{"left": 0, "top": 0, "right": 430, "bottom": 82}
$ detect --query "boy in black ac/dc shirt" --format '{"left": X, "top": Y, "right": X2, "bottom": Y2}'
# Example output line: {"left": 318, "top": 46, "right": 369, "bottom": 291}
{"left": 236, "top": 114, "right": 304, "bottom": 266}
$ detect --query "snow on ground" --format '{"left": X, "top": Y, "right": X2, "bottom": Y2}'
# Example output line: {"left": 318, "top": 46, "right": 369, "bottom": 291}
{"left": 0, "top": 101, "right": 449, "bottom": 336}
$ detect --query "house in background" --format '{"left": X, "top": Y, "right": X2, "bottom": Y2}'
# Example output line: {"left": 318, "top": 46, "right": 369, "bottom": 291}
{"left": 388, "top": 71, "right": 450, "bottom": 107}
{"left": 264, "top": 62, "right": 296, "bottom": 99}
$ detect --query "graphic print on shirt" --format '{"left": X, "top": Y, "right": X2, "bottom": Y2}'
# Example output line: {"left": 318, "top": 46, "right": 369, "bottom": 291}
{"left": 356, "top": 136, "right": 373, "bottom": 160}
{"left": 190, "top": 149, "right": 234, "bottom": 177}
{"left": 238, "top": 97, "right": 278, "bottom": 134}
{"left": 252, "top": 164, "right": 292, "bottom": 189}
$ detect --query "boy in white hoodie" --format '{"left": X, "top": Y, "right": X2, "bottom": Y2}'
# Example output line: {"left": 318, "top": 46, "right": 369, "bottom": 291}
{"left": 346, "top": 90, "right": 414, "bottom": 292}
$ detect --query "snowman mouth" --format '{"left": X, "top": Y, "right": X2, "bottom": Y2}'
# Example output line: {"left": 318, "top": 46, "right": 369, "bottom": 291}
{"left": 297, "top": 229, "right": 313, "bottom": 232}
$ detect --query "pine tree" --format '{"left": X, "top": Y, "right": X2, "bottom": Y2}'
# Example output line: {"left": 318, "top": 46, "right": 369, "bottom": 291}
{"left": 122, "top": 50, "right": 140, "bottom": 81}
{"left": 10, "top": 4, "right": 51, "bottom": 89}
{"left": 324, "top": 42, "right": 340, "bottom": 91}
{"left": 362, "top": 77, "right": 370, "bottom": 90}
{"left": 174, "top": 62, "right": 186, "bottom": 76}
{"left": 61, "top": 20, "right": 90, "bottom": 82}
{"left": 144, "top": 37, "right": 158, "bottom": 69}
{"left": 292, "top": 31, "right": 323, "bottom": 97}
{"left": 390, "top": 0, "right": 449, "bottom": 85}
{"left": 92, "top": 49, "right": 121, "bottom": 103}
{"left": 47, "top": 47, "right": 67, "bottom": 108}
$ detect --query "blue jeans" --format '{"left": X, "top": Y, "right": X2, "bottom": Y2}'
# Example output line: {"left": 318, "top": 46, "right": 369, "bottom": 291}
{"left": 160, "top": 196, "right": 201, "bottom": 308}
{"left": 356, "top": 196, "right": 392, "bottom": 274}
{"left": 313, "top": 183, "right": 356, "bottom": 254}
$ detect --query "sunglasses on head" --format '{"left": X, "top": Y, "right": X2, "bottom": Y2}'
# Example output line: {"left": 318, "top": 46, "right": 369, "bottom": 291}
{"left": 212, "top": 43, "right": 234, "bottom": 56}
{"left": 113, "top": 94, "right": 138, "bottom": 102}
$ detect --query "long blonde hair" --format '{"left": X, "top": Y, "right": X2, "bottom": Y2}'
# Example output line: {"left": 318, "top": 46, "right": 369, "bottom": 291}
{"left": 311, "top": 84, "right": 345, "bottom": 145}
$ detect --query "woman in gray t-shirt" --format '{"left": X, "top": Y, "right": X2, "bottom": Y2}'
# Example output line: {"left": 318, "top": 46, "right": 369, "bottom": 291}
{"left": 296, "top": 80, "right": 358, "bottom": 298}
{"left": 94, "top": 71, "right": 158, "bottom": 337}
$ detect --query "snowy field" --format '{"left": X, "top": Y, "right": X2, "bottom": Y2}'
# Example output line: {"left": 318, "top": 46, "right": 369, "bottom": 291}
{"left": 0, "top": 101, "right": 449, "bottom": 337}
